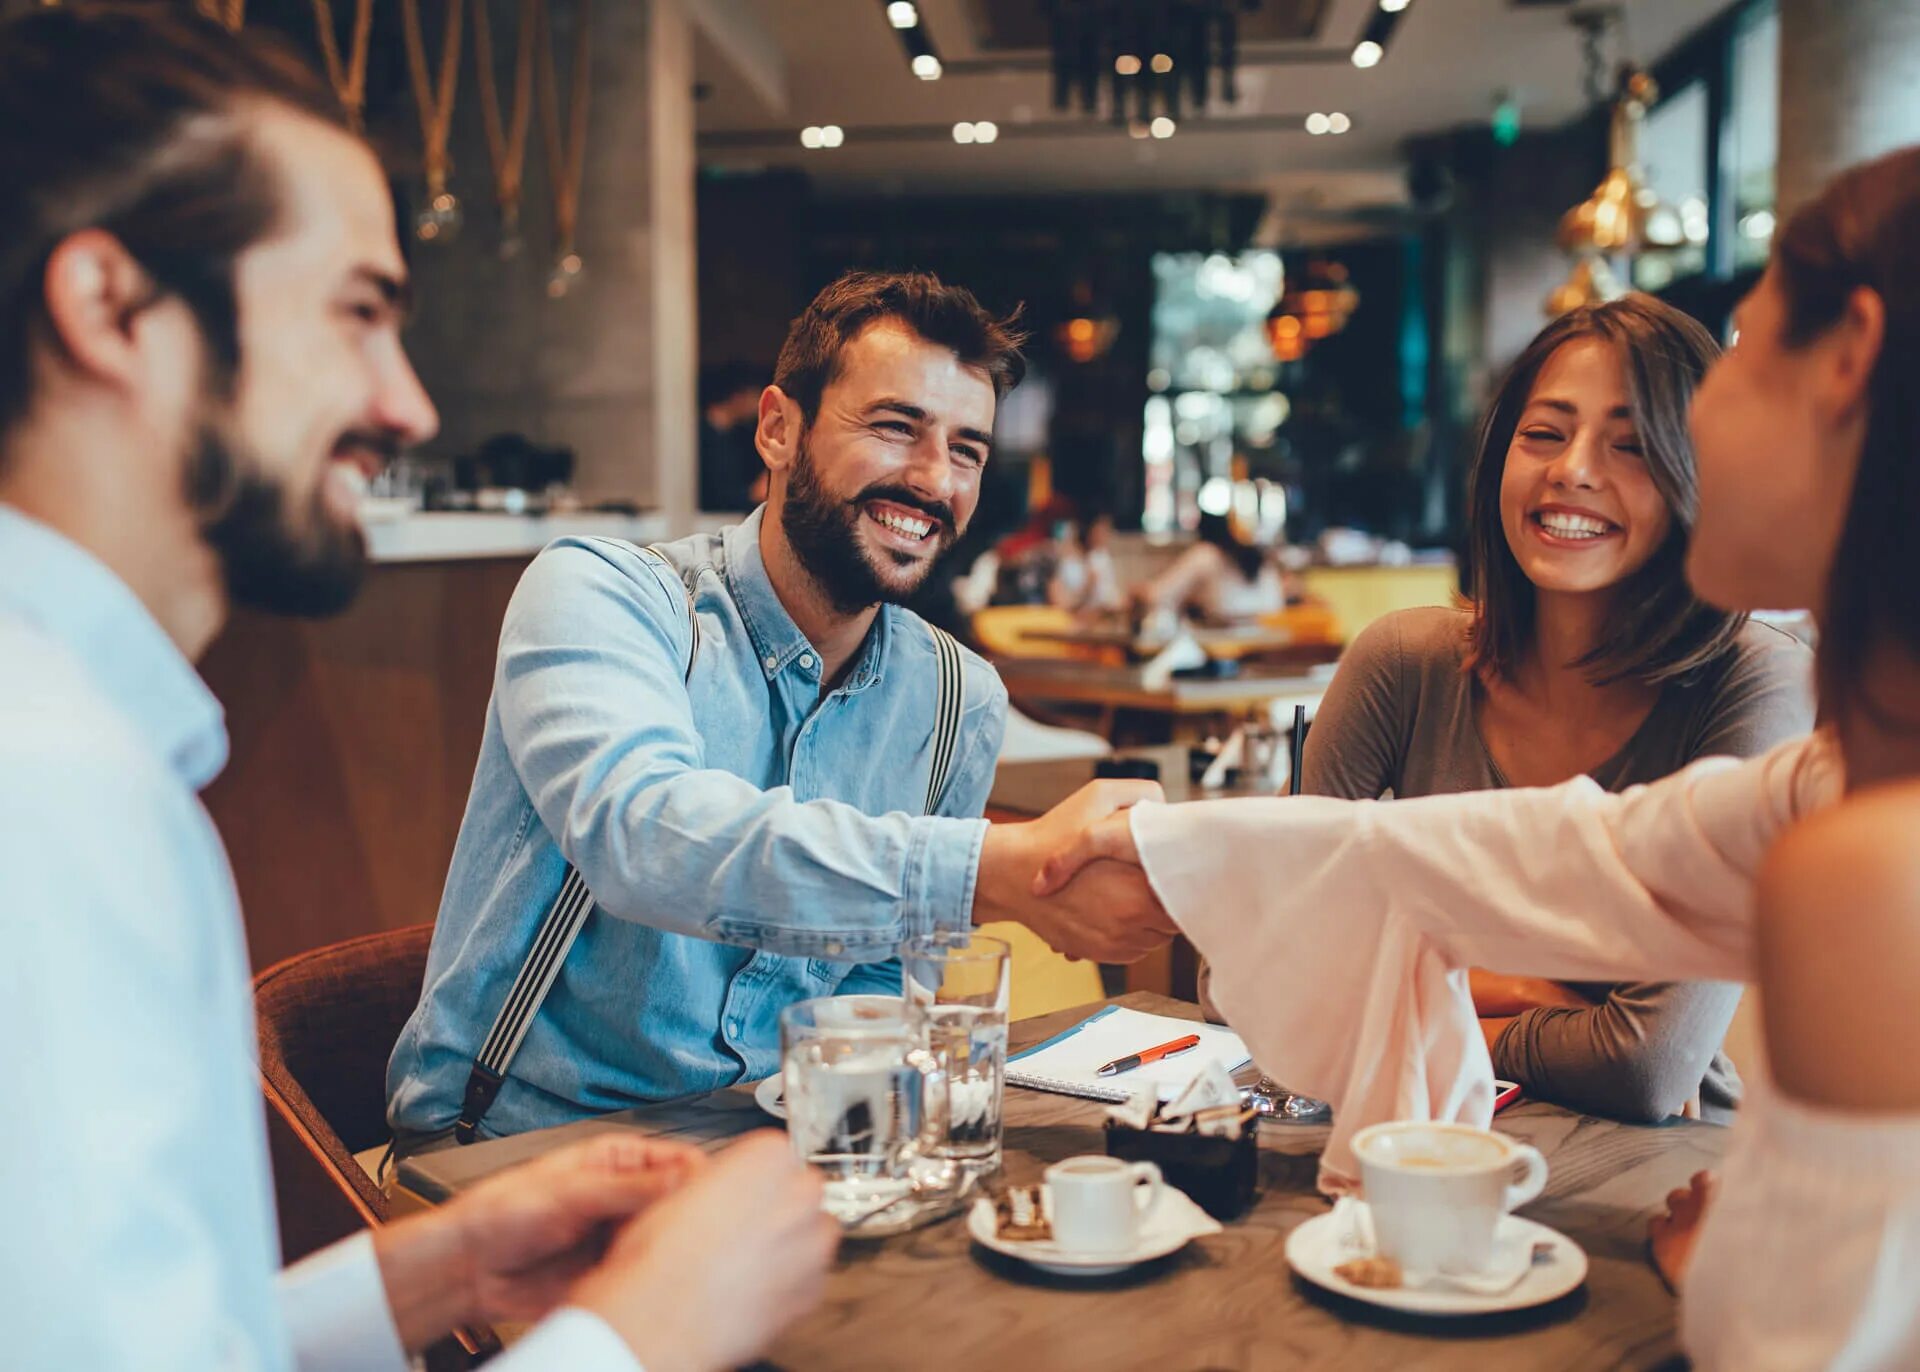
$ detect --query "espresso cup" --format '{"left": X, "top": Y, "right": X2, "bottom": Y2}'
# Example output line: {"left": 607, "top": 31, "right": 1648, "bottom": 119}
{"left": 1352, "top": 1121, "right": 1548, "bottom": 1275}
{"left": 1044, "top": 1155, "right": 1165, "bottom": 1253}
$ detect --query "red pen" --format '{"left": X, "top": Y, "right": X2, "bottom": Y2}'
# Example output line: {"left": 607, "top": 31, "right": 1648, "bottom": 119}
{"left": 1096, "top": 1033, "right": 1202, "bottom": 1077}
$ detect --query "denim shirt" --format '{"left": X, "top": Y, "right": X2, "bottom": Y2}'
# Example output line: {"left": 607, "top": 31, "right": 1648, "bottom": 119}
{"left": 387, "top": 509, "right": 1008, "bottom": 1138}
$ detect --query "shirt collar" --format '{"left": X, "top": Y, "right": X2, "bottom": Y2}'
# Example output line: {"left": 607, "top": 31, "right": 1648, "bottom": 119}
{"left": 0, "top": 505, "right": 229, "bottom": 790}
{"left": 722, "top": 506, "right": 893, "bottom": 693}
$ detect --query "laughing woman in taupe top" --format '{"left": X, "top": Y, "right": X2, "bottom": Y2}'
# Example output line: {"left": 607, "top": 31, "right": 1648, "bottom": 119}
{"left": 1302, "top": 295, "right": 1814, "bottom": 1124}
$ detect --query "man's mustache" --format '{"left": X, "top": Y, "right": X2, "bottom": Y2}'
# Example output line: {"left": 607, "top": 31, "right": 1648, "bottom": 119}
{"left": 852, "top": 485, "right": 956, "bottom": 534}
{"left": 333, "top": 429, "right": 404, "bottom": 471}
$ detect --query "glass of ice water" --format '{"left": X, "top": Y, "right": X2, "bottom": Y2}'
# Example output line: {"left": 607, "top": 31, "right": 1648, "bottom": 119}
{"left": 902, "top": 931, "right": 1011, "bottom": 1179}
{"left": 780, "top": 996, "right": 940, "bottom": 1223}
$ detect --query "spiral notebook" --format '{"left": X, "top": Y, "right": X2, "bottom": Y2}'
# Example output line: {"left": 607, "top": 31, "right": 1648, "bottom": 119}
{"left": 1006, "top": 1005, "right": 1252, "bottom": 1104}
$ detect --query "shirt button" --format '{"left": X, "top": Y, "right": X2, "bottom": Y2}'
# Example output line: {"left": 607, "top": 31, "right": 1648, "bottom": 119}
{"left": 727, "top": 1018, "right": 743, "bottom": 1038}
{"left": 763, "top": 655, "right": 777, "bottom": 671}
{"left": 824, "top": 940, "right": 843, "bottom": 956}
{"left": 800, "top": 653, "right": 816, "bottom": 670}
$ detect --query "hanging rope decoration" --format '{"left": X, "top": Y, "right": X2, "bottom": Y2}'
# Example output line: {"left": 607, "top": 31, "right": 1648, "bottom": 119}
{"left": 401, "top": 0, "right": 466, "bottom": 243}
{"left": 194, "top": 0, "right": 247, "bottom": 30}
{"left": 471, "top": 0, "right": 538, "bottom": 259}
{"left": 536, "top": 0, "right": 592, "bottom": 297}
{"left": 310, "top": 0, "right": 377, "bottom": 134}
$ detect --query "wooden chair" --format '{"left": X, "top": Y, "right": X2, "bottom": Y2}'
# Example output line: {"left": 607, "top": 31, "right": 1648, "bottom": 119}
{"left": 255, "top": 924, "right": 497, "bottom": 1367}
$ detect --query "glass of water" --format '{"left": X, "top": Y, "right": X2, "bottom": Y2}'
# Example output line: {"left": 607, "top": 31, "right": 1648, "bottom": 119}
{"left": 780, "top": 996, "right": 940, "bottom": 1223}
{"left": 902, "top": 931, "right": 1011, "bottom": 1179}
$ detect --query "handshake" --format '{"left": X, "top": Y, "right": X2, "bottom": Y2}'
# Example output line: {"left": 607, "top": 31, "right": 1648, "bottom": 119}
{"left": 974, "top": 779, "right": 1175, "bottom": 963}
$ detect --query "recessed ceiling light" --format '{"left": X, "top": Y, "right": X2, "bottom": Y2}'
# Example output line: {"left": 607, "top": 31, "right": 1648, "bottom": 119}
{"left": 973, "top": 120, "right": 998, "bottom": 144}
{"left": 1352, "top": 40, "right": 1383, "bottom": 69}
{"left": 1114, "top": 54, "right": 1142, "bottom": 76}
{"left": 912, "top": 53, "right": 942, "bottom": 80}
{"left": 1380, "top": 0, "right": 1411, "bottom": 11}
{"left": 1305, "top": 112, "right": 1330, "bottom": 135}
{"left": 1150, "top": 53, "right": 1173, "bottom": 74}
{"left": 799, "top": 126, "right": 823, "bottom": 149}
{"left": 819, "top": 124, "right": 844, "bottom": 148}
{"left": 952, "top": 121, "right": 976, "bottom": 145}
{"left": 886, "top": 1, "right": 918, "bottom": 27}
{"left": 1150, "top": 116, "right": 1176, "bottom": 139}
{"left": 1328, "top": 112, "right": 1351, "bottom": 134}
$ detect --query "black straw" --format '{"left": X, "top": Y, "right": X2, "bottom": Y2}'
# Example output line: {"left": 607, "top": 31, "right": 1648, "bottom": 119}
{"left": 1289, "top": 704, "right": 1306, "bottom": 796}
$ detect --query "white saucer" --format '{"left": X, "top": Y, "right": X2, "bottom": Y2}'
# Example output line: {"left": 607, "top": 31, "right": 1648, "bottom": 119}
{"left": 1285, "top": 1207, "right": 1587, "bottom": 1316}
{"left": 968, "top": 1187, "right": 1221, "bottom": 1278}
{"left": 752, "top": 1074, "right": 787, "bottom": 1120}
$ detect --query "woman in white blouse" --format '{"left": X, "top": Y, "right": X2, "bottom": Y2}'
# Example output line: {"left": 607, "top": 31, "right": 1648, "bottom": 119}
{"left": 1135, "top": 511, "right": 1293, "bottom": 623}
{"left": 1034, "top": 145, "right": 1920, "bottom": 1371}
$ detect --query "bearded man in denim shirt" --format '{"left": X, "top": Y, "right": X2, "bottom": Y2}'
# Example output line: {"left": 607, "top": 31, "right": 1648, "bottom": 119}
{"left": 389, "top": 271, "right": 1174, "bottom": 1144}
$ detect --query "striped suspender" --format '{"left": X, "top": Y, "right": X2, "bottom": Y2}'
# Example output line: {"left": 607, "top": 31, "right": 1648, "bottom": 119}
{"left": 924, "top": 624, "right": 964, "bottom": 814}
{"left": 452, "top": 597, "right": 968, "bottom": 1144}
{"left": 454, "top": 547, "right": 698, "bottom": 1144}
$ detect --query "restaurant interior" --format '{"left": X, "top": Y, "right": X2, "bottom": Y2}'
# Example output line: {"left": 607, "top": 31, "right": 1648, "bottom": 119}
{"left": 8, "top": 0, "right": 1920, "bottom": 1368}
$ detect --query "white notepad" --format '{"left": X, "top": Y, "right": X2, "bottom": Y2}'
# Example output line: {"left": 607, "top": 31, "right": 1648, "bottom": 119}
{"left": 1006, "top": 1005, "right": 1252, "bottom": 1103}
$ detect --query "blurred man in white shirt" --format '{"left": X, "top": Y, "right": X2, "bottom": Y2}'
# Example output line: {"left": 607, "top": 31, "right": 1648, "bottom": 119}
{"left": 0, "top": 9, "right": 834, "bottom": 1370}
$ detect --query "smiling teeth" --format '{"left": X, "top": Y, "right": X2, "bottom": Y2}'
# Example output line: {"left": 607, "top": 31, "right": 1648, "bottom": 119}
{"left": 873, "top": 509, "right": 932, "bottom": 539}
{"left": 1537, "top": 512, "right": 1611, "bottom": 539}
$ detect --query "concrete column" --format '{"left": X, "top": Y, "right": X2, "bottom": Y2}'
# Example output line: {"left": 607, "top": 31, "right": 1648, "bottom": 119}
{"left": 407, "top": 0, "right": 698, "bottom": 520}
{"left": 1778, "top": 0, "right": 1920, "bottom": 215}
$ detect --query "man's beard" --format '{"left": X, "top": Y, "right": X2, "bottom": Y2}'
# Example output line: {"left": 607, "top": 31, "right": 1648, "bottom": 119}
{"left": 185, "top": 420, "right": 382, "bottom": 618}
{"left": 781, "top": 436, "right": 957, "bottom": 616}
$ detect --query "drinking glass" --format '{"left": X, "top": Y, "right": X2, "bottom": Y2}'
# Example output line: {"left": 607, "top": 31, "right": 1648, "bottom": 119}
{"left": 780, "top": 996, "right": 940, "bottom": 1223}
{"left": 902, "top": 931, "right": 1011, "bottom": 1179}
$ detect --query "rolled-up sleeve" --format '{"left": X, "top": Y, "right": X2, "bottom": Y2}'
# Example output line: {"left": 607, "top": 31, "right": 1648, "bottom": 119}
{"left": 495, "top": 542, "right": 984, "bottom": 963}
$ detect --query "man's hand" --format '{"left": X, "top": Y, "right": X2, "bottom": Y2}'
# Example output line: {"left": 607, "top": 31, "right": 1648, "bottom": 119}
{"left": 975, "top": 779, "right": 1177, "bottom": 962}
{"left": 567, "top": 1132, "right": 839, "bottom": 1372}
{"left": 1029, "top": 808, "right": 1141, "bottom": 897}
{"left": 374, "top": 1132, "right": 707, "bottom": 1353}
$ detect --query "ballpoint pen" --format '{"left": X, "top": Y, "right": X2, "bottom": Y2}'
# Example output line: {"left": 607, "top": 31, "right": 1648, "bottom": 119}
{"left": 1096, "top": 1032, "right": 1202, "bottom": 1077}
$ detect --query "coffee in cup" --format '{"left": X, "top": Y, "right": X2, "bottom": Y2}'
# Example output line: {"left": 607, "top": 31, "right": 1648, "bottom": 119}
{"left": 1351, "top": 1121, "right": 1548, "bottom": 1275}
{"left": 1044, "top": 1155, "right": 1165, "bottom": 1254}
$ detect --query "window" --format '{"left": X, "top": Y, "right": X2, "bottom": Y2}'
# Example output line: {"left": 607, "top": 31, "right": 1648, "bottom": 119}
{"left": 1728, "top": 0, "right": 1780, "bottom": 269}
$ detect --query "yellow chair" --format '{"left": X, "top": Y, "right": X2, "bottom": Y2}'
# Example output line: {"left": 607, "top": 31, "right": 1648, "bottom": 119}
{"left": 1256, "top": 602, "right": 1344, "bottom": 646}
{"left": 970, "top": 604, "right": 1084, "bottom": 660}
{"left": 979, "top": 920, "right": 1105, "bottom": 1020}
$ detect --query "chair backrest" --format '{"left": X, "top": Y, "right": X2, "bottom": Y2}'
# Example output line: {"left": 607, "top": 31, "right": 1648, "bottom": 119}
{"left": 254, "top": 923, "right": 434, "bottom": 1264}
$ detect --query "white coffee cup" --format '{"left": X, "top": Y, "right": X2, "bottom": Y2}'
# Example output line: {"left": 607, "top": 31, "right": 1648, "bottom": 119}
{"left": 1044, "top": 1155, "right": 1165, "bottom": 1253}
{"left": 1352, "top": 1121, "right": 1548, "bottom": 1275}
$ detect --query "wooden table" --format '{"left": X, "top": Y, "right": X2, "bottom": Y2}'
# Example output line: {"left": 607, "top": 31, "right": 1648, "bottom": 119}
{"left": 1020, "top": 622, "right": 1342, "bottom": 668}
{"left": 996, "top": 659, "right": 1330, "bottom": 744}
{"left": 399, "top": 993, "right": 1723, "bottom": 1371}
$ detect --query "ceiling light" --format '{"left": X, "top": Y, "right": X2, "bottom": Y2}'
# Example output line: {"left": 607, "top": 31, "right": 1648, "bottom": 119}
{"left": 819, "top": 124, "right": 844, "bottom": 148}
{"left": 1150, "top": 53, "right": 1173, "bottom": 74}
{"left": 886, "top": 1, "right": 918, "bottom": 27}
{"left": 973, "top": 120, "right": 998, "bottom": 144}
{"left": 799, "top": 126, "right": 824, "bottom": 149}
{"left": 1305, "top": 112, "right": 1330, "bottom": 135}
{"left": 1380, "top": 0, "right": 1411, "bottom": 10}
{"left": 1352, "top": 40, "right": 1383, "bottom": 69}
{"left": 1150, "top": 116, "right": 1175, "bottom": 139}
{"left": 952, "top": 121, "right": 975, "bottom": 145}
{"left": 1328, "top": 111, "right": 1351, "bottom": 134}
{"left": 912, "top": 53, "right": 942, "bottom": 80}
{"left": 1114, "top": 54, "right": 1142, "bottom": 76}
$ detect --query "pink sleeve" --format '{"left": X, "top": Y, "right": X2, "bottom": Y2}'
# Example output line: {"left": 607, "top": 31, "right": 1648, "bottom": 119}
{"left": 1129, "top": 733, "right": 1839, "bottom": 1186}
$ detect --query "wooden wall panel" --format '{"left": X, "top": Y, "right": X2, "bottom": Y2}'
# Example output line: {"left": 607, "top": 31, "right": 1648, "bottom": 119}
{"left": 200, "top": 559, "right": 527, "bottom": 969}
